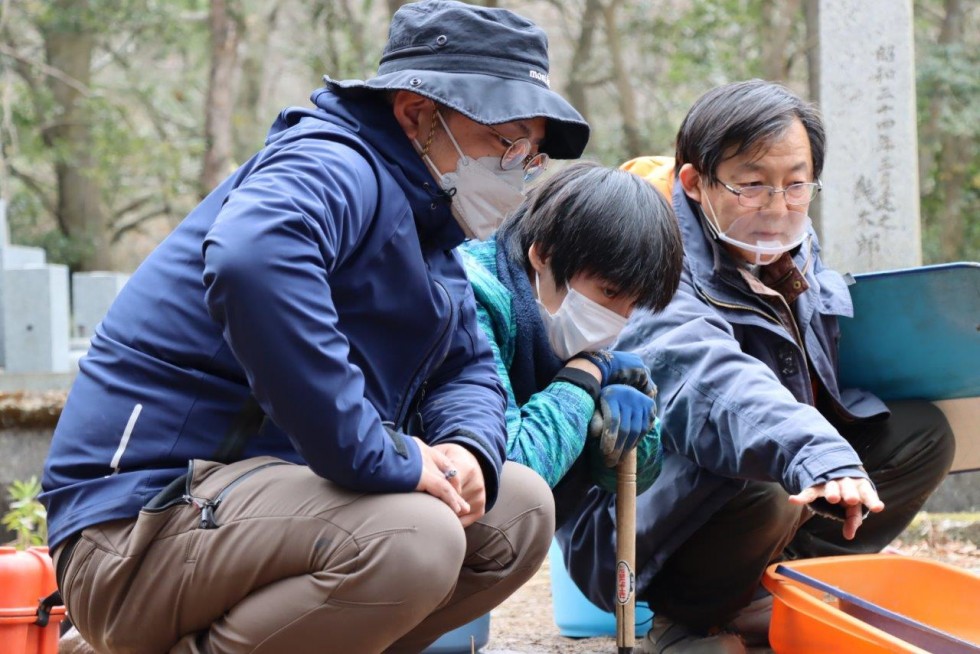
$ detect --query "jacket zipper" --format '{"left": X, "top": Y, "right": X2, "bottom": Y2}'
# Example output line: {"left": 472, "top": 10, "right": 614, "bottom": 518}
{"left": 696, "top": 283, "right": 781, "bottom": 325}
{"left": 184, "top": 460, "right": 291, "bottom": 530}
{"left": 394, "top": 280, "right": 454, "bottom": 430}
{"left": 697, "top": 281, "right": 815, "bottom": 404}
{"left": 774, "top": 295, "right": 815, "bottom": 405}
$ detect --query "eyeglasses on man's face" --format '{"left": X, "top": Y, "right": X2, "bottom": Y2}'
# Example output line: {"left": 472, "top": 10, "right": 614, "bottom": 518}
{"left": 720, "top": 180, "right": 822, "bottom": 208}
{"left": 488, "top": 126, "right": 549, "bottom": 182}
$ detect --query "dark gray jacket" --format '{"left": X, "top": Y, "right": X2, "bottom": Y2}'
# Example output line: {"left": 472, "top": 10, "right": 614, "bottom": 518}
{"left": 557, "top": 176, "right": 888, "bottom": 611}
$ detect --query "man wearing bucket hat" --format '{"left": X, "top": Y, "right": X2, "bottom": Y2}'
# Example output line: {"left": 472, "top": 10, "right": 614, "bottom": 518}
{"left": 41, "top": 2, "right": 588, "bottom": 652}
{"left": 557, "top": 80, "right": 955, "bottom": 653}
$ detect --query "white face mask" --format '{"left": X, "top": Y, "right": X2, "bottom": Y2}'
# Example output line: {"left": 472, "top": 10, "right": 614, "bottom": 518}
{"left": 702, "top": 191, "right": 809, "bottom": 266}
{"left": 416, "top": 112, "right": 525, "bottom": 241}
{"left": 535, "top": 274, "right": 628, "bottom": 360}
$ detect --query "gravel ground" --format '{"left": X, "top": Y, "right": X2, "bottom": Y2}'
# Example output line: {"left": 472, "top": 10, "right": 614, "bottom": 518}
{"left": 482, "top": 516, "right": 980, "bottom": 654}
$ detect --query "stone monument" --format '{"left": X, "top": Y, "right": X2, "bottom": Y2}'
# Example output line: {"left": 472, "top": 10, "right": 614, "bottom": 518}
{"left": 815, "top": 0, "right": 921, "bottom": 274}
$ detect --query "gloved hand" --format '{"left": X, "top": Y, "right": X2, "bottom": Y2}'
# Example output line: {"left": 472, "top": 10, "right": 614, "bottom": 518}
{"left": 582, "top": 350, "right": 654, "bottom": 394}
{"left": 588, "top": 415, "right": 664, "bottom": 495}
{"left": 593, "top": 384, "right": 657, "bottom": 468}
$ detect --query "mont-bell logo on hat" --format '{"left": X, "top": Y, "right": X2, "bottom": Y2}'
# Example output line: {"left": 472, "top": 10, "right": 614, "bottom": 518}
{"left": 529, "top": 69, "right": 550, "bottom": 88}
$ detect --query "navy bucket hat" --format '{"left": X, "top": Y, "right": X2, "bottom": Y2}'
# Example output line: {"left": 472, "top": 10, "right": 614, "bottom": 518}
{"left": 326, "top": 0, "right": 590, "bottom": 159}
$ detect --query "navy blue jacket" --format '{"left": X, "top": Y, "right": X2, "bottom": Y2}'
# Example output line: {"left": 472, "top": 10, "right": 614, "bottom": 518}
{"left": 42, "top": 88, "right": 508, "bottom": 548}
{"left": 558, "top": 170, "right": 888, "bottom": 611}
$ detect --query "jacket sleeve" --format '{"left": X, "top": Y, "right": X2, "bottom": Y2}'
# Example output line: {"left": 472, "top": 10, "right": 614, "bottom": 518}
{"left": 418, "top": 279, "right": 511, "bottom": 509}
{"left": 202, "top": 138, "right": 422, "bottom": 493}
{"left": 617, "top": 268, "right": 867, "bottom": 495}
{"left": 463, "top": 290, "right": 595, "bottom": 490}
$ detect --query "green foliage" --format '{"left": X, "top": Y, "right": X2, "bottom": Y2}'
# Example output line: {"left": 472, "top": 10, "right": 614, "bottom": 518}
{"left": 2, "top": 477, "right": 48, "bottom": 549}
{"left": 914, "top": 0, "right": 980, "bottom": 263}
{"left": 0, "top": 0, "right": 976, "bottom": 269}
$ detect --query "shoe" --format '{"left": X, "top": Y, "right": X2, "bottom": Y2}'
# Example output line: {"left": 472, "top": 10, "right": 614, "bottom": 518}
{"left": 635, "top": 614, "right": 747, "bottom": 654}
{"left": 728, "top": 594, "right": 773, "bottom": 647}
{"left": 59, "top": 625, "right": 97, "bottom": 654}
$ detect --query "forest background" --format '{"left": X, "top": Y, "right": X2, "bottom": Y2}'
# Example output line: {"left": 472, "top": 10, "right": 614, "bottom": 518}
{"left": 0, "top": 0, "right": 976, "bottom": 274}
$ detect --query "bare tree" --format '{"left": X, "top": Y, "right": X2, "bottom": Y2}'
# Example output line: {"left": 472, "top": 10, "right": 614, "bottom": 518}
{"left": 602, "top": 0, "right": 643, "bottom": 157}
{"left": 564, "top": 0, "right": 602, "bottom": 126}
{"left": 386, "top": 0, "right": 412, "bottom": 17}
{"left": 201, "top": 0, "right": 243, "bottom": 197}
{"left": 917, "top": 0, "right": 971, "bottom": 260}
{"left": 39, "top": 1, "right": 113, "bottom": 270}
{"left": 759, "top": 0, "right": 804, "bottom": 82}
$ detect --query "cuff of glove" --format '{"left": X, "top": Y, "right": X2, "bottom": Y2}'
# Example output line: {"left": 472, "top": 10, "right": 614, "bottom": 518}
{"left": 553, "top": 366, "right": 600, "bottom": 402}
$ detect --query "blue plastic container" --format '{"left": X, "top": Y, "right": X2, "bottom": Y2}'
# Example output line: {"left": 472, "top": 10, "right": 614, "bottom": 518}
{"left": 422, "top": 613, "right": 490, "bottom": 653}
{"left": 548, "top": 540, "right": 653, "bottom": 638}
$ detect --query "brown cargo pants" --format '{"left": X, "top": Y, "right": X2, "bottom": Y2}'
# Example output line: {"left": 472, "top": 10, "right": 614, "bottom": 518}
{"left": 52, "top": 457, "right": 555, "bottom": 654}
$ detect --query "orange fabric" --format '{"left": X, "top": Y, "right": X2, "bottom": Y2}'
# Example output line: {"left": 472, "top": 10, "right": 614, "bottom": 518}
{"left": 620, "top": 156, "right": 676, "bottom": 199}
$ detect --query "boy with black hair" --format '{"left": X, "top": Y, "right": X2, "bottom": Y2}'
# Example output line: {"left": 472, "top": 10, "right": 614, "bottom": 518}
{"left": 461, "top": 162, "right": 683, "bottom": 526}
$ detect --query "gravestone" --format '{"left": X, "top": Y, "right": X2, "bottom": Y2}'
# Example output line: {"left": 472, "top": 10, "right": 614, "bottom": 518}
{"left": 0, "top": 199, "right": 48, "bottom": 368}
{"left": 72, "top": 271, "right": 130, "bottom": 339}
{"left": 815, "top": 0, "right": 921, "bottom": 274}
{"left": 3, "top": 265, "right": 71, "bottom": 373}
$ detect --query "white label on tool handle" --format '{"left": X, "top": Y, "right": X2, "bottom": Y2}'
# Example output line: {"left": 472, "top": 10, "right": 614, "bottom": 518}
{"left": 616, "top": 561, "right": 634, "bottom": 605}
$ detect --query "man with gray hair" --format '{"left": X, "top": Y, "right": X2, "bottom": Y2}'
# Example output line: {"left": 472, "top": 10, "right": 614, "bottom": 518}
{"left": 42, "top": 2, "right": 588, "bottom": 652}
{"left": 559, "top": 79, "right": 954, "bottom": 653}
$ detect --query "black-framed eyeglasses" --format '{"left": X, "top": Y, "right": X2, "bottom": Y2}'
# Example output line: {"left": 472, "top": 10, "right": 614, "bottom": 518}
{"left": 720, "top": 180, "right": 822, "bottom": 208}
{"left": 488, "top": 126, "right": 549, "bottom": 182}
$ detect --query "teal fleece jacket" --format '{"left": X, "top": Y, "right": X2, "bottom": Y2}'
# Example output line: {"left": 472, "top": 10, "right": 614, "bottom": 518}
{"left": 460, "top": 238, "right": 662, "bottom": 500}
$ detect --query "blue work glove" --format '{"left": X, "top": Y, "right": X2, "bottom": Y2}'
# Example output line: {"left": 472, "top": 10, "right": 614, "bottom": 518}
{"left": 588, "top": 416, "right": 664, "bottom": 495}
{"left": 593, "top": 383, "right": 657, "bottom": 468}
{"left": 582, "top": 350, "right": 654, "bottom": 395}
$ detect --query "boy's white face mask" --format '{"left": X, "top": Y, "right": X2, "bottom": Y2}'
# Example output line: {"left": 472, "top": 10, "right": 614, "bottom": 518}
{"left": 702, "top": 191, "right": 809, "bottom": 266}
{"left": 535, "top": 274, "right": 628, "bottom": 360}
{"left": 417, "top": 112, "right": 525, "bottom": 241}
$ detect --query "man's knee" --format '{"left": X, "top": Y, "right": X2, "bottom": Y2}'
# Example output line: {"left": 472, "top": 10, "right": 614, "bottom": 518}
{"left": 918, "top": 402, "right": 956, "bottom": 476}
{"left": 469, "top": 463, "right": 555, "bottom": 573}
{"left": 497, "top": 462, "right": 555, "bottom": 554}
{"left": 372, "top": 501, "right": 468, "bottom": 598}
{"left": 869, "top": 400, "right": 956, "bottom": 485}
{"left": 729, "top": 482, "right": 804, "bottom": 539}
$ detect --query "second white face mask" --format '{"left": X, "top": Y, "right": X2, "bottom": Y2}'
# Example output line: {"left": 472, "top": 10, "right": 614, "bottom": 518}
{"left": 420, "top": 112, "right": 525, "bottom": 241}
{"left": 535, "top": 274, "right": 628, "bottom": 360}
{"left": 702, "top": 191, "right": 809, "bottom": 266}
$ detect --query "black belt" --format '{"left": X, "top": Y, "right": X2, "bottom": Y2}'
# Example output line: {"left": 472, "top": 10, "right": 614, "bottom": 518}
{"left": 55, "top": 531, "right": 82, "bottom": 591}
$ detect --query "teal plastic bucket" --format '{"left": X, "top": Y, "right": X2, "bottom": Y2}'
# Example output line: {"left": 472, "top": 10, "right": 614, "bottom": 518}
{"left": 422, "top": 612, "right": 490, "bottom": 653}
{"left": 549, "top": 539, "right": 653, "bottom": 637}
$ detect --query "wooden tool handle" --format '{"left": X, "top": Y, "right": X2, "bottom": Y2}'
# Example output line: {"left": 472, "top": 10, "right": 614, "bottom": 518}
{"left": 615, "top": 448, "right": 637, "bottom": 654}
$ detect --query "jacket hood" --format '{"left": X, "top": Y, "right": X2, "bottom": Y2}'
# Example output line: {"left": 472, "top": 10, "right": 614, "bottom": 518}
{"left": 267, "top": 86, "right": 465, "bottom": 250}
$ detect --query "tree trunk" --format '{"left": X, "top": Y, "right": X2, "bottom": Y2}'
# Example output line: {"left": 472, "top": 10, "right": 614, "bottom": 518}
{"left": 338, "top": 0, "right": 370, "bottom": 78}
{"left": 937, "top": 132, "right": 968, "bottom": 260}
{"left": 804, "top": 0, "right": 820, "bottom": 102}
{"left": 386, "top": 0, "right": 412, "bottom": 17}
{"left": 602, "top": 0, "right": 643, "bottom": 157}
{"left": 201, "top": 0, "right": 241, "bottom": 198}
{"left": 917, "top": 0, "right": 968, "bottom": 261}
{"left": 760, "top": 0, "right": 803, "bottom": 82}
{"left": 235, "top": 3, "right": 281, "bottom": 163}
{"left": 917, "top": 0, "right": 963, "bottom": 190}
{"left": 41, "top": 4, "right": 111, "bottom": 271}
{"left": 564, "top": 0, "right": 602, "bottom": 126}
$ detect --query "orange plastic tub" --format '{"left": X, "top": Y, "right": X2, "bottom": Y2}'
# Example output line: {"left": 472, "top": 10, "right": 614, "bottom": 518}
{"left": 0, "top": 546, "right": 66, "bottom": 654}
{"left": 763, "top": 554, "right": 980, "bottom": 653}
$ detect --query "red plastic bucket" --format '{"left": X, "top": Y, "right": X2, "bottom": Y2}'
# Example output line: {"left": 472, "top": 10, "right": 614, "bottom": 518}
{"left": 0, "top": 546, "right": 67, "bottom": 654}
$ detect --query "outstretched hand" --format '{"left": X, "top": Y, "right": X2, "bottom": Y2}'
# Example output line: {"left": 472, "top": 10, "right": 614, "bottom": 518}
{"left": 789, "top": 476, "right": 884, "bottom": 540}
